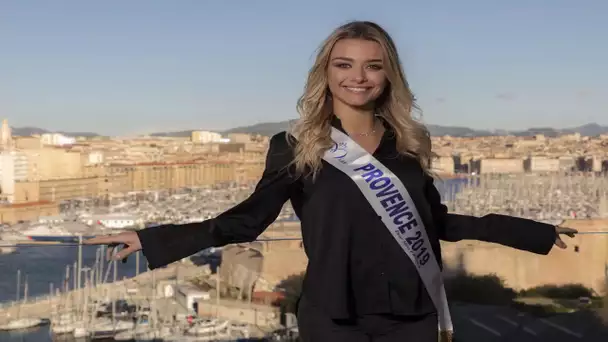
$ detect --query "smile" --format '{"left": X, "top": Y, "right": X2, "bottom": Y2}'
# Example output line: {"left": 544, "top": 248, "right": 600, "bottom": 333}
{"left": 344, "top": 87, "right": 371, "bottom": 93}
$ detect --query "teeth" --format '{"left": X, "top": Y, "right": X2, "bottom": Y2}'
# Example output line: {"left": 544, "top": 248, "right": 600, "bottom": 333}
{"left": 346, "top": 87, "right": 367, "bottom": 93}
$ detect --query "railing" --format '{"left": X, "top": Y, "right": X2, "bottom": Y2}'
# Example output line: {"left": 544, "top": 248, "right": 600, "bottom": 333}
{"left": 1, "top": 236, "right": 608, "bottom": 341}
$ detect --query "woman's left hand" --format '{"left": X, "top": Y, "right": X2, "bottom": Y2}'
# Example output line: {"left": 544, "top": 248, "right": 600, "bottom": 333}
{"left": 554, "top": 226, "right": 578, "bottom": 249}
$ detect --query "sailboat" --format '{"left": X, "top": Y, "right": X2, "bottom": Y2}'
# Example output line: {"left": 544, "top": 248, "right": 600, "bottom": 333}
{"left": 73, "top": 259, "right": 135, "bottom": 339}
{"left": 0, "top": 272, "right": 46, "bottom": 331}
{"left": 113, "top": 267, "right": 175, "bottom": 341}
{"left": 51, "top": 265, "right": 84, "bottom": 335}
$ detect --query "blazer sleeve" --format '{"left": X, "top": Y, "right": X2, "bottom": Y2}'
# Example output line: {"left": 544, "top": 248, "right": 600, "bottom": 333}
{"left": 137, "top": 132, "right": 298, "bottom": 269}
{"left": 424, "top": 175, "right": 557, "bottom": 255}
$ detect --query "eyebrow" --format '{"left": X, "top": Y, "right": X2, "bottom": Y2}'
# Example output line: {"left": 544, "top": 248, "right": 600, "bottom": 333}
{"left": 331, "top": 57, "right": 383, "bottom": 63}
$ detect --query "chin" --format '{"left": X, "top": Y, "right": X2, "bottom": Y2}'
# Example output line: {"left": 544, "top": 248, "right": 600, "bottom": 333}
{"left": 335, "top": 89, "right": 379, "bottom": 109}
{"left": 343, "top": 98, "right": 375, "bottom": 108}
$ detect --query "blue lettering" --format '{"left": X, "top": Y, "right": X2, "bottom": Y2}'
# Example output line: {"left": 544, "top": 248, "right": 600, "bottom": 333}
{"left": 376, "top": 183, "right": 398, "bottom": 198}
{"left": 370, "top": 177, "right": 390, "bottom": 190}
{"left": 386, "top": 201, "right": 409, "bottom": 217}
{"left": 380, "top": 193, "right": 403, "bottom": 209}
{"left": 392, "top": 210, "right": 411, "bottom": 225}
{"left": 397, "top": 218, "right": 418, "bottom": 233}
{"left": 351, "top": 161, "right": 419, "bottom": 235}
{"left": 353, "top": 163, "right": 374, "bottom": 172}
{"left": 362, "top": 169, "right": 383, "bottom": 182}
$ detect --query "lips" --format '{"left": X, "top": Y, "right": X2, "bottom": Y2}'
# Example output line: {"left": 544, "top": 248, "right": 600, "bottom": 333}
{"left": 343, "top": 86, "right": 371, "bottom": 93}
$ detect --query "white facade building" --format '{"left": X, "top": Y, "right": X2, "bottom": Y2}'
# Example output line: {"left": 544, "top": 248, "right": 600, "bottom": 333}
{"left": 191, "top": 131, "right": 223, "bottom": 144}
{"left": 87, "top": 151, "right": 104, "bottom": 165}
{"left": 0, "top": 153, "right": 15, "bottom": 203}
{"left": 41, "top": 133, "right": 76, "bottom": 146}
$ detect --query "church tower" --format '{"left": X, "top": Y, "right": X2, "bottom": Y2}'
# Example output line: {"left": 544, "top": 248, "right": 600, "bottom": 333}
{"left": 0, "top": 119, "right": 13, "bottom": 150}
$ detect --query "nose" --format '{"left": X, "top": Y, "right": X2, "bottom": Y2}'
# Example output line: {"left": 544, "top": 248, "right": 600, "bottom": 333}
{"left": 352, "top": 66, "right": 366, "bottom": 83}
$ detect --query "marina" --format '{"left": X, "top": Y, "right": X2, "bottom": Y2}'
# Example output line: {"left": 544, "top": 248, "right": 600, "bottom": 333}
{"left": 0, "top": 174, "right": 607, "bottom": 341}
{"left": 0, "top": 244, "right": 294, "bottom": 341}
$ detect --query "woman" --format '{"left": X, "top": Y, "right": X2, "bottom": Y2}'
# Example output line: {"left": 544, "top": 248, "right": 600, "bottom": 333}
{"left": 86, "top": 21, "right": 577, "bottom": 342}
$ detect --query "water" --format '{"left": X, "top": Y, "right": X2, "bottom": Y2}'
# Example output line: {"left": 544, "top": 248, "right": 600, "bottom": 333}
{"left": 0, "top": 245, "right": 147, "bottom": 342}
{"left": 436, "top": 176, "right": 477, "bottom": 202}
{"left": 0, "top": 245, "right": 147, "bottom": 303}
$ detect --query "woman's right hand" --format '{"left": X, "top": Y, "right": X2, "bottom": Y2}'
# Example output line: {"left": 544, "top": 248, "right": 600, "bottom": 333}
{"left": 84, "top": 231, "right": 142, "bottom": 261}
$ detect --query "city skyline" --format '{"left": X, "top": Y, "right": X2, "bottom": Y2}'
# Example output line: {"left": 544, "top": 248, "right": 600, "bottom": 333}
{"left": 4, "top": 117, "right": 608, "bottom": 139}
{"left": 1, "top": 0, "right": 607, "bottom": 135}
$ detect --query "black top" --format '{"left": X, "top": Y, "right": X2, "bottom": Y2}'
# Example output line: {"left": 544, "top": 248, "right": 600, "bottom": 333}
{"left": 137, "top": 118, "right": 557, "bottom": 319}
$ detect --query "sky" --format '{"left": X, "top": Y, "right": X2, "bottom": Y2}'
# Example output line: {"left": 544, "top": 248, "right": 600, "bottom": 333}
{"left": 1, "top": 0, "right": 607, "bottom": 136}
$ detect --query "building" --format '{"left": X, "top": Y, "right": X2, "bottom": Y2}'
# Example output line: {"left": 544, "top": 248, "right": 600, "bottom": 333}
{"left": 13, "top": 181, "right": 40, "bottom": 203}
{"left": 37, "top": 177, "right": 99, "bottom": 202}
{"left": 175, "top": 285, "right": 212, "bottom": 314}
{"left": 558, "top": 156, "right": 576, "bottom": 171}
{"left": 0, "top": 153, "right": 15, "bottom": 202}
{"left": 591, "top": 156, "right": 603, "bottom": 172}
{"left": 227, "top": 133, "right": 253, "bottom": 144}
{"left": 21, "top": 148, "right": 83, "bottom": 180}
{"left": 191, "top": 131, "right": 223, "bottom": 144}
{"left": 0, "top": 201, "right": 59, "bottom": 224}
{"left": 86, "top": 151, "right": 104, "bottom": 165}
{"left": 524, "top": 156, "right": 560, "bottom": 173}
{"left": 0, "top": 151, "right": 30, "bottom": 203}
{"left": 22, "top": 159, "right": 263, "bottom": 203}
{"left": 432, "top": 156, "right": 455, "bottom": 175}
{"left": 40, "top": 133, "right": 76, "bottom": 146}
{"left": 106, "top": 161, "right": 241, "bottom": 192}
{"left": 478, "top": 158, "right": 524, "bottom": 174}
{"left": 13, "top": 136, "right": 42, "bottom": 149}
{"left": 0, "top": 119, "right": 13, "bottom": 150}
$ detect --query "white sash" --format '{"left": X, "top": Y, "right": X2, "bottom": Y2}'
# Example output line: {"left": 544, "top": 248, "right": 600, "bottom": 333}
{"left": 322, "top": 127, "right": 453, "bottom": 335}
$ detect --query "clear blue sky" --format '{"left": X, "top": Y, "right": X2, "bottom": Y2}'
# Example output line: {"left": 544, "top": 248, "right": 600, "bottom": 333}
{"left": 1, "top": 0, "right": 606, "bottom": 136}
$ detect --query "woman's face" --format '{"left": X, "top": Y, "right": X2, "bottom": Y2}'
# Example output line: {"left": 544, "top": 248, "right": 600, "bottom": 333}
{"left": 327, "top": 38, "right": 388, "bottom": 109}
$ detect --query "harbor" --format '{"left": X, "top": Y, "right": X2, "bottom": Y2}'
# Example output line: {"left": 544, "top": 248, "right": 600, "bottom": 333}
{"left": 0, "top": 243, "right": 296, "bottom": 341}
{"left": 0, "top": 183, "right": 301, "bottom": 341}
{"left": 0, "top": 173, "right": 607, "bottom": 341}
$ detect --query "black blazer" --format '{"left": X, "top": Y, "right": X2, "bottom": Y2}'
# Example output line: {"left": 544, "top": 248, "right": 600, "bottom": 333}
{"left": 137, "top": 120, "right": 557, "bottom": 319}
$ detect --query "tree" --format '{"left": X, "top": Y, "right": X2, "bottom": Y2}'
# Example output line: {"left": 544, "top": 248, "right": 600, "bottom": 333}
{"left": 275, "top": 272, "right": 305, "bottom": 313}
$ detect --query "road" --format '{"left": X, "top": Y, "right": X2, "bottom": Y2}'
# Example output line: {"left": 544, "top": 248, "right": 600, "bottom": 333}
{"left": 452, "top": 304, "right": 608, "bottom": 341}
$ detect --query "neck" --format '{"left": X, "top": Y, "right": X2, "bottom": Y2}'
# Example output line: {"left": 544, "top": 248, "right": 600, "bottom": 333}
{"left": 333, "top": 102, "right": 376, "bottom": 134}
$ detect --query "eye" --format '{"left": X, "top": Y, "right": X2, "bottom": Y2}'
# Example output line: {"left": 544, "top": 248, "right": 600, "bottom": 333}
{"left": 334, "top": 63, "right": 351, "bottom": 69}
{"left": 367, "top": 64, "right": 383, "bottom": 70}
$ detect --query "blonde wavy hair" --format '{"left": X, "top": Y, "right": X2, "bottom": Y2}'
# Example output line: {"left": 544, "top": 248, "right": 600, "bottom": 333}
{"left": 289, "top": 20, "right": 433, "bottom": 179}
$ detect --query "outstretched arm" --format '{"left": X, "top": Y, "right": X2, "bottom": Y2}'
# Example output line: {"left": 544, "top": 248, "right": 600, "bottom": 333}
{"left": 135, "top": 132, "right": 297, "bottom": 268}
{"left": 424, "top": 175, "right": 573, "bottom": 255}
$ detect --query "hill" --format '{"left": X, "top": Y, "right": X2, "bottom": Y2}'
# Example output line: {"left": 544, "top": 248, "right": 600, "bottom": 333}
{"left": 217, "top": 121, "right": 608, "bottom": 138}
{"left": 12, "top": 126, "right": 99, "bottom": 137}
{"left": 12, "top": 121, "right": 608, "bottom": 139}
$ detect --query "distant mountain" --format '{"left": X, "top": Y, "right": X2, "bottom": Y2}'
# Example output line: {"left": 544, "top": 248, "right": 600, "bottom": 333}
{"left": 14, "top": 121, "right": 608, "bottom": 139}
{"left": 147, "top": 121, "right": 299, "bottom": 138}
{"left": 219, "top": 120, "right": 608, "bottom": 138}
{"left": 148, "top": 130, "right": 193, "bottom": 138}
{"left": 223, "top": 120, "right": 298, "bottom": 137}
{"left": 426, "top": 124, "right": 493, "bottom": 137}
{"left": 12, "top": 126, "right": 48, "bottom": 136}
{"left": 12, "top": 126, "right": 99, "bottom": 137}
